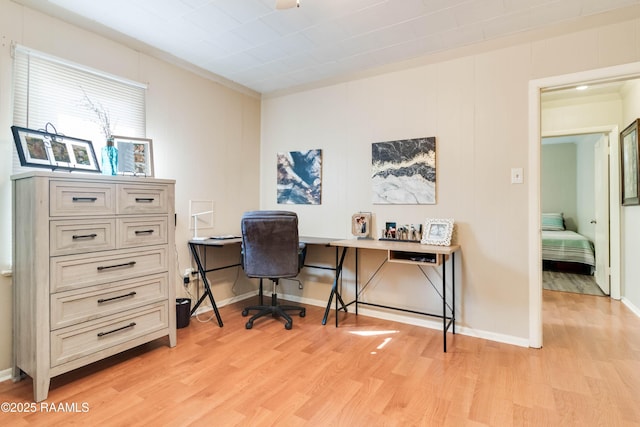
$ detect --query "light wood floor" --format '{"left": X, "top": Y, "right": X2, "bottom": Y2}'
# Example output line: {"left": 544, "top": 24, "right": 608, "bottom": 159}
{"left": 2, "top": 292, "right": 640, "bottom": 426}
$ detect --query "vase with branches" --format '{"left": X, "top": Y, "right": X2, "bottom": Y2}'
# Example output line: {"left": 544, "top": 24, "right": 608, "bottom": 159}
{"left": 82, "top": 91, "right": 118, "bottom": 175}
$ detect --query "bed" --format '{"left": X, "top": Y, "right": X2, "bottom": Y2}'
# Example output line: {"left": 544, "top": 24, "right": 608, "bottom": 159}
{"left": 541, "top": 213, "right": 595, "bottom": 274}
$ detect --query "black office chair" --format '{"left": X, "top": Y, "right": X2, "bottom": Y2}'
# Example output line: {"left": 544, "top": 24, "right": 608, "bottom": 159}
{"left": 240, "top": 210, "right": 306, "bottom": 329}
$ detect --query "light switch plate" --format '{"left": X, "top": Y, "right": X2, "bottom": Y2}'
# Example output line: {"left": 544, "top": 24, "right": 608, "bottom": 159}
{"left": 511, "top": 168, "right": 524, "bottom": 184}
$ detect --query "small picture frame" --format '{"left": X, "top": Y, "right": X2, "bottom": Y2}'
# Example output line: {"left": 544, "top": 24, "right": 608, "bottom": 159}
{"left": 621, "top": 119, "right": 640, "bottom": 206}
{"left": 421, "top": 218, "right": 454, "bottom": 246}
{"left": 113, "top": 135, "right": 154, "bottom": 177}
{"left": 11, "top": 125, "right": 100, "bottom": 172}
{"left": 352, "top": 212, "right": 371, "bottom": 238}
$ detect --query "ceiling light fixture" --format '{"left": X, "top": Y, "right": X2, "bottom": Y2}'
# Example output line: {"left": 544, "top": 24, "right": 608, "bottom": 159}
{"left": 275, "top": 0, "right": 300, "bottom": 9}
{"left": 576, "top": 85, "right": 589, "bottom": 90}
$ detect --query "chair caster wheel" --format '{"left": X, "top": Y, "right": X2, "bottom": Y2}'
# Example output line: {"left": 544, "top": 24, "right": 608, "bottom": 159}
{"left": 245, "top": 321, "right": 253, "bottom": 329}
{"left": 300, "top": 310, "right": 306, "bottom": 318}
{"left": 285, "top": 322, "right": 292, "bottom": 330}
{"left": 242, "top": 309, "right": 248, "bottom": 317}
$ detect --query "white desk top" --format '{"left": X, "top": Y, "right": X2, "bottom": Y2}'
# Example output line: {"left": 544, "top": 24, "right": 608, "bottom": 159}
{"left": 189, "top": 236, "right": 460, "bottom": 254}
{"left": 189, "top": 236, "right": 341, "bottom": 247}
{"left": 330, "top": 238, "right": 460, "bottom": 254}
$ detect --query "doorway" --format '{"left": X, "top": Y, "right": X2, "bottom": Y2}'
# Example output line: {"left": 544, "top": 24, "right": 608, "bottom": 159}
{"left": 540, "top": 131, "right": 609, "bottom": 296}
{"left": 528, "top": 62, "right": 640, "bottom": 348}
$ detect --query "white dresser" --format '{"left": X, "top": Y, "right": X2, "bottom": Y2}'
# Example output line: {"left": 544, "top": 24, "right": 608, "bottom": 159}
{"left": 11, "top": 172, "right": 176, "bottom": 402}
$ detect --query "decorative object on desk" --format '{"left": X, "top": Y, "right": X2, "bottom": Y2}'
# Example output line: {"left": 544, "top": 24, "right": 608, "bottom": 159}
{"left": 277, "top": 149, "right": 322, "bottom": 204}
{"left": 380, "top": 221, "right": 422, "bottom": 242}
{"left": 421, "top": 218, "right": 454, "bottom": 246}
{"left": 189, "top": 200, "right": 214, "bottom": 240}
{"left": 191, "top": 210, "right": 214, "bottom": 241}
{"left": 351, "top": 212, "right": 372, "bottom": 239}
{"left": 11, "top": 125, "right": 101, "bottom": 173}
{"left": 101, "top": 136, "right": 118, "bottom": 175}
{"left": 372, "top": 136, "right": 436, "bottom": 204}
{"left": 621, "top": 119, "right": 640, "bottom": 206}
{"left": 113, "top": 135, "right": 154, "bottom": 177}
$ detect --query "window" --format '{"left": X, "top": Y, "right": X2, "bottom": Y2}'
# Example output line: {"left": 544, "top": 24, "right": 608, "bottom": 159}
{"left": 12, "top": 44, "right": 147, "bottom": 172}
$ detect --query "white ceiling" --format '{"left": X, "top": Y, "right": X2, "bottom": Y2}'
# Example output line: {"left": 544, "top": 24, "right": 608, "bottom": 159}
{"left": 13, "top": 0, "right": 640, "bottom": 94}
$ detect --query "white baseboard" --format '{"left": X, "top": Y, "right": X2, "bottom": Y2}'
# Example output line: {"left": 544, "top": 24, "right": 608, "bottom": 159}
{"left": 196, "top": 290, "right": 530, "bottom": 348}
{"left": 622, "top": 297, "right": 640, "bottom": 318}
{"left": 0, "top": 367, "right": 14, "bottom": 383}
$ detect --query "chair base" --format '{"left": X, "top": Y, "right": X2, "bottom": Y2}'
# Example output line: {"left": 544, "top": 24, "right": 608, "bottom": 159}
{"left": 242, "top": 293, "right": 305, "bottom": 330}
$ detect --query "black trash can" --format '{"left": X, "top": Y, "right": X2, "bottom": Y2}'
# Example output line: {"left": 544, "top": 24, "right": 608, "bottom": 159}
{"left": 176, "top": 298, "right": 191, "bottom": 329}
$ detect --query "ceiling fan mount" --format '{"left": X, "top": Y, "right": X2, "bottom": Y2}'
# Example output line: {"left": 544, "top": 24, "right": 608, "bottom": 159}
{"left": 275, "top": 0, "right": 300, "bottom": 10}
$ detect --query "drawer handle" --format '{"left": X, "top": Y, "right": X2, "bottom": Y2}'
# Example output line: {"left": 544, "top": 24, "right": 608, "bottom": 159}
{"left": 97, "top": 322, "right": 136, "bottom": 337}
{"left": 72, "top": 233, "right": 98, "bottom": 240}
{"left": 135, "top": 198, "right": 155, "bottom": 203}
{"left": 97, "top": 291, "right": 137, "bottom": 304}
{"left": 135, "top": 229, "right": 154, "bottom": 235}
{"left": 97, "top": 261, "right": 136, "bottom": 271}
{"left": 72, "top": 197, "right": 97, "bottom": 202}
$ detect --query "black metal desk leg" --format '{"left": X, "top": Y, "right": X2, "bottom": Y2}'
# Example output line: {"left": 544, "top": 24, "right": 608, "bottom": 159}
{"left": 188, "top": 243, "right": 224, "bottom": 327}
{"left": 443, "top": 254, "right": 447, "bottom": 352}
{"left": 322, "top": 247, "right": 348, "bottom": 326}
{"left": 452, "top": 252, "right": 455, "bottom": 335}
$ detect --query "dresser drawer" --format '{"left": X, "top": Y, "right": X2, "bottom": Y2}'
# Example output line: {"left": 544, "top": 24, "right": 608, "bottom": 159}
{"left": 50, "top": 302, "right": 168, "bottom": 367}
{"left": 50, "top": 181, "right": 116, "bottom": 216}
{"left": 50, "top": 273, "right": 169, "bottom": 330}
{"left": 118, "top": 184, "right": 169, "bottom": 214}
{"left": 118, "top": 216, "right": 168, "bottom": 249}
{"left": 50, "top": 247, "right": 168, "bottom": 292}
{"left": 50, "top": 219, "right": 116, "bottom": 256}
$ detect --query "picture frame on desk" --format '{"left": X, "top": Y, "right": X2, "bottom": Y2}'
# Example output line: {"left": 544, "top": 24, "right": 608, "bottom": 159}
{"left": 113, "top": 135, "right": 154, "bottom": 177}
{"left": 421, "top": 218, "right": 454, "bottom": 246}
{"left": 351, "top": 212, "right": 371, "bottom": 238}
{"left": 11, "top": 125, "right": 100, "bottom": 173}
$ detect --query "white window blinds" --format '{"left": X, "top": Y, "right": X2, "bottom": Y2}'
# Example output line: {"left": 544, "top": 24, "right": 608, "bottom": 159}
{"left": 12, "top": 44, "right": 147, "bottom": 172}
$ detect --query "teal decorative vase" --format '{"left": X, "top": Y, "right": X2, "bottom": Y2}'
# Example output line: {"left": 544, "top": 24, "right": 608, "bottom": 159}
{"left": 101, "top": 139, "right": 118, "bottom": 175}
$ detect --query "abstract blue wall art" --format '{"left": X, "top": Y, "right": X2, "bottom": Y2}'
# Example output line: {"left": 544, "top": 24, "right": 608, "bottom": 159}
{"left": 372, "top": 137, "right": 436, "bottom": 204}
{"left": 277, "top": 149, "right": 322, "bottom": 204}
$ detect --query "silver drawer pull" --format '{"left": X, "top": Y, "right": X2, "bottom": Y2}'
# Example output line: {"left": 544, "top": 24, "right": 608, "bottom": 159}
{"left": 97, "top": 261, "right": 136, "bottom": 271}
{"left": 97, "top": 291, "right": 137, "bottom": 304}
{"left": 72, "top": 197, "right": 97, "bottom": 202}
{"left": 135, "top": 197, "right": 154, "bottom": 203}
{"left": 134, "top": 229, "right": 154, "bottom": 235}
{"left": 72, "top": 233, "right": 98, "bottom": 240}
{"left": 97, "top": 322, "right": 136, "bottom": 337}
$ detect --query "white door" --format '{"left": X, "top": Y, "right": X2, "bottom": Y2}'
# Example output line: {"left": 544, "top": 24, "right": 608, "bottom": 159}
{"left": 594, "top": 135, "right": 610, "bottom": 294}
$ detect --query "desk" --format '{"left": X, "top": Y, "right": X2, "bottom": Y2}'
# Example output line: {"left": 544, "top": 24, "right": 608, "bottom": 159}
{"left": 188, "top": 236, "right": 341, "bottom": 328}
{"left": 326, "top": 239, "right": 460, "bottom": 352}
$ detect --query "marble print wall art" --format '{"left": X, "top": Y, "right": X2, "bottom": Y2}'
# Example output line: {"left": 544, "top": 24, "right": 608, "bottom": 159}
{"left": 277, "top": 149, "right": 322, "bottom": 204}
{"left": 371, "top": 137, "right": 436, "bottom": 204}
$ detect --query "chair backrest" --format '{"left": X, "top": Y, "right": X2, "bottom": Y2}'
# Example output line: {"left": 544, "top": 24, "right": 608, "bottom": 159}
{"left": 241, "top": 210, "right": 300, "bottom": 279}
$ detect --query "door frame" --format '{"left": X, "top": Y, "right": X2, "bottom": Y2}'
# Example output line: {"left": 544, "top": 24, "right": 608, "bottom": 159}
{"left": 528, "top": 62, "right": 640, "bottom": 348}
{"left": 541, "top": 127, "right": 619, "bottom": 296}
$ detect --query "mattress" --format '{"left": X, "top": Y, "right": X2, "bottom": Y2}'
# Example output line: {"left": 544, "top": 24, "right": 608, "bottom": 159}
{"left": 542, "top": 230, "right": 595, "bottom": 266}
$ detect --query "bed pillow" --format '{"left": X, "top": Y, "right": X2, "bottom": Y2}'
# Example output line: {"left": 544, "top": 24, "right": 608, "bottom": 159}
{"left": 542, "top": 213, "right": 565, "bottom": 231}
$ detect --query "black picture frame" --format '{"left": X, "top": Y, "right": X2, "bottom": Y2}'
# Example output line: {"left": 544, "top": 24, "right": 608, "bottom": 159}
{"left": 621, "top": 119, "right": 640, "bottom": 206}
{"left": 11, "top": 125, "right": 100, "bottom": 173}
{"left": 113, "top": 135, "right": 154, "bottom": 177}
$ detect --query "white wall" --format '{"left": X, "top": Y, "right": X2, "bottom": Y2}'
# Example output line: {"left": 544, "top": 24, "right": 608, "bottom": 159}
{"left": 0, "top": 2, "right": 261, "bottom": 373}
{"left": 261, "top": 12, "right": 640, "bottom": 344}
{"left": 621, "top": 80, "right": 640, "bottom": 306}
